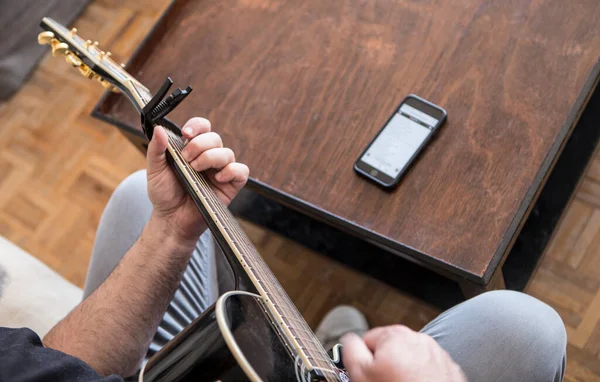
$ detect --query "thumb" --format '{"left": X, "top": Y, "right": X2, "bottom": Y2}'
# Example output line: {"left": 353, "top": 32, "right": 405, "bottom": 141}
{"left": 147, "top": 126, "right": 169, "bottom": 176}
{"left": 341, "top": 333, "right": 373, "bottom": 381}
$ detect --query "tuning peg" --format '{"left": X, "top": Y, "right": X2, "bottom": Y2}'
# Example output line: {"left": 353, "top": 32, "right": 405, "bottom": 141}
{"left": 78, "top": 64, "right": 95, "bottom": 79}
{"left": 38, "top": 31, "right": 55, "bottom": 45}
{"left": 120, "top": 63, "right": 126, "bottom": 68}
{"left": 100, "top": 79, "right": 113, "bottom": 89}
{"left": 52, "top": 42, "right": 69, "bottom": 56}
{"left": 70, "top": 28, "right": 78, "bottom": 36}
{"left": 66, "top": 53, "right": 82, "bottom": 67}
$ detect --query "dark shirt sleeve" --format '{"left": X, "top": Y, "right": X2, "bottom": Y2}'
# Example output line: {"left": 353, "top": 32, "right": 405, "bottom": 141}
{"left": 0, "top": 327, "right": 124, "bottom": 382}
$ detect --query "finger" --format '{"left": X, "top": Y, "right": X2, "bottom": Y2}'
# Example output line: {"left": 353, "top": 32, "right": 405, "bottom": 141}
{"left": 190, "top": 147, "right": 235, "bottom": 172}
{"left": 181, "top": 132, "right": 223, "bottom": 162}
{"left": 146, "top": 126, "right": 169, "bottom": 176}
{"left": 361, "top": 327, "right": 390, "bottom": 352}
{"left": 181, "top": 117, "right": 211, "bottom": 139}
{"left": 215, "top": 162, "right": 250, "bottom": 185}
{"left": 341, "top": 333, "right": 373, "bottom": 380}
{"left": 363, "top": 325, "right": 412, "bottom": 352}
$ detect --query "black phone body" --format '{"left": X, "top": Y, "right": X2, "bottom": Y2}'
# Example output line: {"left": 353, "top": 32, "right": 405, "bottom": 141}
{"left": 354, "top": 95, "right": 447, "bottom": 189}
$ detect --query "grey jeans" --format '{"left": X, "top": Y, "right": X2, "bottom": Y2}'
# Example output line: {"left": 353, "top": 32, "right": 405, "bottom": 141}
{"left": 84, "top": 171, "right": 567, "bottom": 381}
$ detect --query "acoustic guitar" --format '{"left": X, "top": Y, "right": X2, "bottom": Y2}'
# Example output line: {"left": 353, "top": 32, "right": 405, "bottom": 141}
{"left": 38, "top": 17, "right": 349, "bottom": 382}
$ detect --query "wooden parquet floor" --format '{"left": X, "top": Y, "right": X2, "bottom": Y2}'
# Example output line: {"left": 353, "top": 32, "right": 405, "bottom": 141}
{"left": 0, "top": 0, "right": 599, "bottom": 380}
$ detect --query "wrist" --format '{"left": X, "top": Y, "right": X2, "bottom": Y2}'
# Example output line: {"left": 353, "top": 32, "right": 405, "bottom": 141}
{"left": 142, "top": 214, "right": 201, "bottom": 257}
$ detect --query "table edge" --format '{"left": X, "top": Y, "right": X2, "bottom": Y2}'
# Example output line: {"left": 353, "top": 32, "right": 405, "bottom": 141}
{"left": 484, "top": 58, "right": 600, "bottom": 283}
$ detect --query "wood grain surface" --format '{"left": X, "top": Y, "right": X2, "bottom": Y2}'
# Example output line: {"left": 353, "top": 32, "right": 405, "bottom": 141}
{"left": 3, "top": 0, "right": 600, "bottom": 378}
{"left": 95, "top": 0, "right": 600, "bottom": 282}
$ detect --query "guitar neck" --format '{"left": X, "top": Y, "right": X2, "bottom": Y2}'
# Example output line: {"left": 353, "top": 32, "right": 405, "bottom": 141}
{"left": 34, "top": 17, "right": 339, "bottom": 380}
{"left": 163, "top": 129, "right": 338, "bottom": 377}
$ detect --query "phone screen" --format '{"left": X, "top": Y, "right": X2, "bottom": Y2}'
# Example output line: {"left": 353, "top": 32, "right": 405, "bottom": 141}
{"left": 360, "top": 103, "right": 439, "bottom": 179}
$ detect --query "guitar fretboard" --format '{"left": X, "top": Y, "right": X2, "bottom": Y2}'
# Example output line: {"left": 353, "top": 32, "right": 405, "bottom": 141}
{"left": 165, "top": 130, "right": 340, "bottom": 380}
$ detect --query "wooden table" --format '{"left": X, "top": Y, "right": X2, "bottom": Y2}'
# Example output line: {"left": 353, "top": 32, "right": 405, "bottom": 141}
{"left": 93, "top": 0, "right": 600, "bottom": 296}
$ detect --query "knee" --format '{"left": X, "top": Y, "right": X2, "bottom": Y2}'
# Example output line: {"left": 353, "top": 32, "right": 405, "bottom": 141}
{"left": 472, "top": 290, "right": 566, "bottom": 355}
{"left": 427, "top": 291, "right": 566, "bottom": 381}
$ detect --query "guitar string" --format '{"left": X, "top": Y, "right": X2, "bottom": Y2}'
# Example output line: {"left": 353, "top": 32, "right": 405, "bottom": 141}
{"left": 190, "top": 171, "right": 340, "bottom": 376}
{"left": 166, "top": 136, "right": 336, "bottom": 374}
{"left": 168, "top": 139, "right": 339, "bottom": 379}
{"left": 166, "top": 136, "right": 338, "bottom": 372}
{"left": 165, "top": 134, "right": 339, "bottom": 378}
{"left": 166, "top": 135, "right": 324, "bottom": 347}
{"left": 166, "top": 134, "right": 306, "bottom": 310}
{"left": 169, "top": 138, "right": 313, "bottom": 334}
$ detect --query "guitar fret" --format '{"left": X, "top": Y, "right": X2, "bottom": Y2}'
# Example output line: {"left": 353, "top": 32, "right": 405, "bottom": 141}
{"left": 290, "top": 331, "right": 327, "bottom": 347}
{"left": 293, "top": 326, "right": 321, "bottom": 336}
{"left": 280, "top": 317, "right": 325, "bottom": 342}
{"left": 281, "top": 315, "right": 311, "bottom": 325}
{"left": 306, "top": 356, "right": 336, "bottom": 363}
{"left": 293, "top": 338, "right": 330, "bottom": 354}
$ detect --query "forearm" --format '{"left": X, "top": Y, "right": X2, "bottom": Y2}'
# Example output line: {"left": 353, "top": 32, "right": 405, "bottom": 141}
{"left": 43, "top": 214, "right": 199, "bottom": 377}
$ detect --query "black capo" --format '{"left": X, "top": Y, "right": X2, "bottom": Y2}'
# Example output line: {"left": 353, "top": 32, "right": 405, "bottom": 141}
{"left": 141, "top": 77, "right": 193, "bottom": 140}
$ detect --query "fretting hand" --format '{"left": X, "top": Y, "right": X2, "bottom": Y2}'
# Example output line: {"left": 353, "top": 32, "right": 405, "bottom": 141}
{"left": 146, "top": 117, "right": 249, "bottom": 247}
{"left": 342, "top": 325, "right": 466, "bottom": 382}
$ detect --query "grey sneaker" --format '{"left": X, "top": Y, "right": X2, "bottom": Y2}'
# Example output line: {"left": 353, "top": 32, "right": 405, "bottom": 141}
{"left": 315, "top": 305, "right": 369, "bottom": 351}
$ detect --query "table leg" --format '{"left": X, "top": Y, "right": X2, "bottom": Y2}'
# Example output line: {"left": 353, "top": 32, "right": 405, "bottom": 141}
{"left": 459, "top": 269, "right": 506, "bottom": 299}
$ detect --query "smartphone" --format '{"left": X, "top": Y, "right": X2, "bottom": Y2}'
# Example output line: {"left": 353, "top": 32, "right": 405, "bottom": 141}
{"left": 354, "top": 95, "right": 447, "bottom": 189}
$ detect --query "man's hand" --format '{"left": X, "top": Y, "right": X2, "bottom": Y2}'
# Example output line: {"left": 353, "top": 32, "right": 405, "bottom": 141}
{"left": 44, "top": 117, "right": 249, "bottom": 377}
{"left": 146, "top": 117, "right": 249, "bottom": 246}
{"left": 342, "top": 325, "right": 466, "bottom": 382}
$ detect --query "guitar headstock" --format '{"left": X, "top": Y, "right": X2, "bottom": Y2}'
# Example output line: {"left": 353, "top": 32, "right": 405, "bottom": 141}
{"left": 38, "top": 17, "right": 152, "bottom": 111}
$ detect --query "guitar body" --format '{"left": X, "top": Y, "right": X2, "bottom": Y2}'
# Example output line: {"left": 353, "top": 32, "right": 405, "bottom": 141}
{"left": 140, "top": 291, "right": 345, "bottom": 382}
